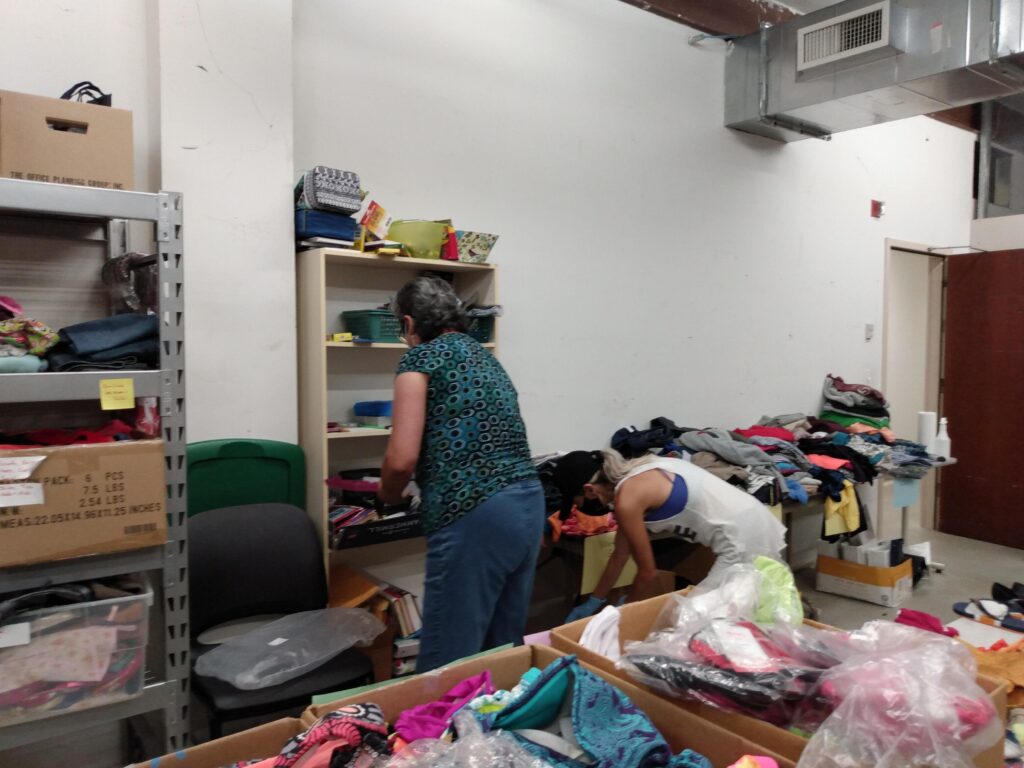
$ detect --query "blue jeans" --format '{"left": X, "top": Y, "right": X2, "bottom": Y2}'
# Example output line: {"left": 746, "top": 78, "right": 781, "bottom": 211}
{"left": 417, "top": 478, "right": 545, "bottom": 672}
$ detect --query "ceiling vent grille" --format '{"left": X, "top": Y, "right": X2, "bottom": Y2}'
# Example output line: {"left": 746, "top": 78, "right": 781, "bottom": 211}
{"left": 797, "top": 2, "right": 892, "bottom": 72}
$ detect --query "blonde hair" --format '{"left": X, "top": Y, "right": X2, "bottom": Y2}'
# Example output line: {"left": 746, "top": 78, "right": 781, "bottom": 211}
{"left": 592, "top": 449, "right": 657, "bottom": 486}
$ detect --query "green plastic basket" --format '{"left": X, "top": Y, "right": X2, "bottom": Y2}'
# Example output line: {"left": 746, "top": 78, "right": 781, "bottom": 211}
{"left": 342, "top": 310, "right": 402, "bottom": 342}
{"left": 467, "top": 316, "right": 494, "bottom": 343}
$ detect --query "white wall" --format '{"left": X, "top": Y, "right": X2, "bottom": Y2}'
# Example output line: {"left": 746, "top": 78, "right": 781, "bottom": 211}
{"left": 0, "top": 0, "right": 160, "bottom": 192}
{"left": 972, "top": 213, "right": 1024, "bottom": 250}
{"left": 294, "top": 0, "right": 975, "bottom": 453}
{"left": 159, "top": 0, "right": 297, "bottom": 442}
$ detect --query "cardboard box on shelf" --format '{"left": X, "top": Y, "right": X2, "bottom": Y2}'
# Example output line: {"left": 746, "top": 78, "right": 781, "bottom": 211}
{"left": 0, "top": 440, "right": 167, "bottom": 567}
{"left": 0, "top": 89, "right": 133, "bottom": 190}
{"left": 815, "top": 554, "right": 913, "bottom": 607}
{"left": 550, "top": 588, "right": 1008, "bottom": 768}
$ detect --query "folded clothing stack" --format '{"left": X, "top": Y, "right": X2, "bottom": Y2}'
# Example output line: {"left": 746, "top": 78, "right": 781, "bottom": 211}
{"left": 47, "top": 313, "right": 159, "bottom": 372}
{"left": 820, "top": 374, "right": 890, "bottom": 430}
{"left": 0, "top": 296, "right": 60, "bottom": 372}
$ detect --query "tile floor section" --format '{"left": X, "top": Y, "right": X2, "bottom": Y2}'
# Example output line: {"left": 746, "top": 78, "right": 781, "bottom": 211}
{"left": 799, "top": 527, "right": 1024, "bottom": 629}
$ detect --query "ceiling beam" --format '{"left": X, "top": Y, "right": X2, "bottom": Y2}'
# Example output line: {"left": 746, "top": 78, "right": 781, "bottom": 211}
{"left": 618, "top": 0, "right": 794, "bottom": 37}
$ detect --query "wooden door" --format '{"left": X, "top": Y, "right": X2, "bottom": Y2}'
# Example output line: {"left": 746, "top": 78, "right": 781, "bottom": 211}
{"left": 938, "top": 249, "right": 1024, "bottom": 546}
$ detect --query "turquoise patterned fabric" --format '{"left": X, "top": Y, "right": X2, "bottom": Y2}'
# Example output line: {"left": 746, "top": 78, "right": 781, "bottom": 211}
{"left": 480, "top": 655, "right": 712, "bottom": 768}
{"left": 397, "top": 332, "right": 535, "bottom": 534}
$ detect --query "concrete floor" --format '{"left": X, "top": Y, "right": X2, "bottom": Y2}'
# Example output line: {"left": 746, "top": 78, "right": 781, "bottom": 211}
{"left": 797, "top": 526, "right": 1024, "bottom": 629}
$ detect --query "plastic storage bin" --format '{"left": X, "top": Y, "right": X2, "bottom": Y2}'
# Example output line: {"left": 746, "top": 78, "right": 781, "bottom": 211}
{"left": 0, "top": 577, "right": 152, "bottom": 726}
{"left": 354, "top": 400, "right": 393, "bottom": 428}
{"left": 341, "top": 310, "right": 402, "bottom": 343}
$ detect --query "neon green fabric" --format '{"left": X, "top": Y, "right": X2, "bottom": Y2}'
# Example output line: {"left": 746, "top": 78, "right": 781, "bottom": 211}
{"left": 754, "top": 556, "right": 803, "bottom": 625}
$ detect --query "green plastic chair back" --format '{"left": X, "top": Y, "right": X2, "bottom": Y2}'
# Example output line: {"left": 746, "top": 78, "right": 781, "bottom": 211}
{"left": 186, "top": 439, "right": 306, "bottom": 516}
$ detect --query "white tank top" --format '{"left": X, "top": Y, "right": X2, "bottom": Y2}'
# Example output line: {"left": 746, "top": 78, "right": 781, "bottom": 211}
{"left": 616, "top": 457, "right": 785, "bottom": 561}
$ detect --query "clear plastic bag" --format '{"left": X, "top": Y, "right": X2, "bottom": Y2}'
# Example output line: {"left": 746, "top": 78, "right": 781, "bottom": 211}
{"left": 384, "top": 710, "right": 552, "bottom": 767}
{"left": 194, "top": 607, "right": 384, "bottom": 690}
{"left": 621, "top": 618, "right": 831, "bottom": 726}
{"left": 621, "top": 612, "right": 1002, "bottom": 765}
{"left": 643, "top": 563, "right": 801, "bottom": 659}
{"left": 796, "top": 622, "right": 1002, "bottom": 767}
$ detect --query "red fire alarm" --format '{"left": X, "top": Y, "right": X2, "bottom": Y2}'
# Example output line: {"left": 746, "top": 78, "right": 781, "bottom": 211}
{"left": 871, "top": 200, "right": 885, "bottom": 218}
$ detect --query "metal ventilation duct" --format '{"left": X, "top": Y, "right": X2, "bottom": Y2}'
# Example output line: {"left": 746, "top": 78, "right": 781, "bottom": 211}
{"left": 725, "top": 0, "right": 1024, "bottom": 141}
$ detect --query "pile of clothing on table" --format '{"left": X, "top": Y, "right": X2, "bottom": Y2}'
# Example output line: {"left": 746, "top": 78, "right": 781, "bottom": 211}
{"left": 600, "top": 374, "right": 941, "bottom": 513}
{"left": 0, "top": 295, "right": 160, "bottom": 373}
{"left": 819, "top": 374, "right": 891, "bottom": 433}
{"left": 614, "top": 565, "right": 1003, "bottom": 768}
{"left": 219, "top": 655, "right": 712, "bottom": 768}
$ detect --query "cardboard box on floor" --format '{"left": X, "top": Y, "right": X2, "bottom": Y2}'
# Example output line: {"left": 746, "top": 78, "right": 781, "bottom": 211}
{"left": 303, "top": 644, "right": 792, "bottom": 768}
{"left": 815, "top": 554, "right": 913, "bottom": 607}
{"left": 0, "top": 89, "right": 133, "bottom": 190}
{"left": 551, "top": 589, "right": 1008, "bottom": 768}
{"left": 0, "top": 440, "right": 167, "bottom": 567}
{"left": 136, "top": 646, "right": 788, "bottom": 768}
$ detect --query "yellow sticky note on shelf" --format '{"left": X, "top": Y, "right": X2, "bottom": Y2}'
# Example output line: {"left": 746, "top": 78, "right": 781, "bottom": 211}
{"left": 99, "top": 378, "right": 135, "bottom": 410}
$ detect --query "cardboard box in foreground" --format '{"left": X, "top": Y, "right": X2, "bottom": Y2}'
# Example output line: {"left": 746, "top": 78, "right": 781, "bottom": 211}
{"left": 0, "top": 440, "right": 167, "bottom": 567}
{"left": 136, "top": 645, "right": 790, "bottom": 768}
{"left": 551, "top": 589, "right": 1008, "bottom": 768}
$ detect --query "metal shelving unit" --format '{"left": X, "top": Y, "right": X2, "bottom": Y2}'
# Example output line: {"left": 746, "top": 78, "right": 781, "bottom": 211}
{"left": 0, "top": 177, "right": 188, "bottom": 754}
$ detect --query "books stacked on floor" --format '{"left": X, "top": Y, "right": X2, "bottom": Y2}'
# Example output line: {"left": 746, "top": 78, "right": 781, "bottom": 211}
{"left": 393, "top": 636, "right": 419, "bottom": 677}
{"left": 381, "top": 582, "right": 423, "bottom": 638}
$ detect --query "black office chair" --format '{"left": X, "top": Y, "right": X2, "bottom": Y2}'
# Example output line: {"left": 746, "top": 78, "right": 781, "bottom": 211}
{"left": 188, "top": 503, "right": 373, "bottom": 738}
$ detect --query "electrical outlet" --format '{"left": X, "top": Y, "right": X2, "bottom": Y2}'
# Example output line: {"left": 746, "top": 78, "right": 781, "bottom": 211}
{"left": 864, "top": 323, "right": 874, "bottom": 341}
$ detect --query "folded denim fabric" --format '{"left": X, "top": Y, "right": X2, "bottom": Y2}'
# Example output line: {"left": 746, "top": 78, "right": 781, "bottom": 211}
{"left": 61, "top": 313, "right": 159, "bottom": 356}
{"left": 47, "top": 351, "right": 148, "bottom": 372}
{"left": 86, "top": 338, "right": 159, "bottom": 364}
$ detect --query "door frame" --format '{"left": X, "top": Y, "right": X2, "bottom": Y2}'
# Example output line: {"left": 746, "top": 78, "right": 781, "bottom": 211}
{"left": 881, "top": 238, "right": 945, "bottom": 529}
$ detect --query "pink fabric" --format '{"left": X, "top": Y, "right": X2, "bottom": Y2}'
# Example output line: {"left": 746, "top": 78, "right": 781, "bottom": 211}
{"left": 807, "top": 454, "right": 852, "bottom": 471}
{"left": 0, "top": 296, "right": 23, "bottom": 319}
{"left": 734, "top": 426, "right": 795, "bottom": 442}
{"left": 394, "top": 670, "right": 493, "bottom": 742}
{"left": 895, "top": 608, "right": 959, "bottom": 638}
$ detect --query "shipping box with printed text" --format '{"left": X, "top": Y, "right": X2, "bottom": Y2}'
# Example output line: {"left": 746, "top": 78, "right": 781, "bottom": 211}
{"left": 0, "top": 440, "right": 167, "bottom": 567}
{"left": 0, "top": 89, "right": 134, "bottom": 191}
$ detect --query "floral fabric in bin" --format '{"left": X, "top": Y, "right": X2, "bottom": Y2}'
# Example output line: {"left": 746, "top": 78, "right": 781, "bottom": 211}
{"left": 0, "top": 627, "right": 119, "bottom": 691}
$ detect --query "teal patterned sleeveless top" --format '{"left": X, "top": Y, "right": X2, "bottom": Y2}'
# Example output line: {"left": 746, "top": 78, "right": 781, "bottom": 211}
{"left": 397, "top": 332, "right": 536, "bottom": 533}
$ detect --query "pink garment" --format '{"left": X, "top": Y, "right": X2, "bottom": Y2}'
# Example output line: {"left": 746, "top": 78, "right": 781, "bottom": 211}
{"left": 895, "top": 608, "right": 959, "bottom": 638}
{"left": 0, "top": 296, "right": 23, "bottom": 319}
{"left": 729, "top": 759, "right": 780, "bottom": 768}
{"left": 734, "top": 426, "right": 795, "bottom": 442}
{"left": 807, "top": 454, "right": 852, "bottom": 471}
{"left": 394, "top": 670, "right": 493, "bottom": 742}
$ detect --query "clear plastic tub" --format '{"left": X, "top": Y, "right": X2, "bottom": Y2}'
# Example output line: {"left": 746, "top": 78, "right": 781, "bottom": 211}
{"left": 0, "top": 577, "right": 152, "bottom": 726}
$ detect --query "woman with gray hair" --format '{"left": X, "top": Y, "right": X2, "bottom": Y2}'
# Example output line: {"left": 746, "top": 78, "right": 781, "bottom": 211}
{"left": 378, "top": 275, "right": 543, "bottom": 671}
